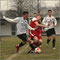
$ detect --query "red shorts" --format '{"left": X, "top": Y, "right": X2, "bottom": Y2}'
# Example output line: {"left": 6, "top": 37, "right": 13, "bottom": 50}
{"left": 29, "top": 29, "right": 42, "bottom": 40}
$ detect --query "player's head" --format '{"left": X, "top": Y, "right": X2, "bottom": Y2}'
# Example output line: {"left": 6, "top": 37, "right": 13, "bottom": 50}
{"left": 34, "top": 13, "right": 37, "bottom": 17}
{"left": 37, "top": 15, "right": 42, "bottom": 21}
{"left": 23, "top": 11, "right": 29, "bottom": 20}
{"left": 48, "top": 9, "right": 52, "bottom": 17}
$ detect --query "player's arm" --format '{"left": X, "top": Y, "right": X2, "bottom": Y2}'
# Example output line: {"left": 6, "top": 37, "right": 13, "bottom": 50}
{"left": 27, "top": 23, "right": 35, "bottom": 30}
{"left": 3, "top": 16, "right": 19, "bottom": 23}
{"left": 53, "top": 17, "right": 57, "bottom": 27}
{"left": 42, "top": 17, "right": 48, "bottom": 26}
{"left": 34, "top": 22, "right": 48, "bottom": 28}
{"left": 41, "top": 27, "right": 44, "bottom": 32}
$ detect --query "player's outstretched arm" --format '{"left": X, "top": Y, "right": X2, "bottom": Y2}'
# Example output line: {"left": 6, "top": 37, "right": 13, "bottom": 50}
{"left": 27, "top": 23, "right": 35, "bottom": 30}
{"left": 34, "top": 22, "right": 48, "bottom": 28}
{"left": 3, "top": 16, "right": 19, "bottom": 23}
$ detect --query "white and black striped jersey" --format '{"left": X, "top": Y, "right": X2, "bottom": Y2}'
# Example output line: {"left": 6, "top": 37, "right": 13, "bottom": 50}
{"left": 4, "top": 17, "right": 34, "bottom": 35}
{"left": 42, "top": 15, "right": 57, "bottom": 31}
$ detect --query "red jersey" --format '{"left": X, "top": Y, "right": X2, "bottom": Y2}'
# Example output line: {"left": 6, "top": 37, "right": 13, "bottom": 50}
{"left": 29, "top": 17, "right": 41, "bottom": 31}
{"left": 30, "top": 17, "right": 38, "bottom": 29}
{"left": 29, "top": 17, "right": 42, "bottom": 40}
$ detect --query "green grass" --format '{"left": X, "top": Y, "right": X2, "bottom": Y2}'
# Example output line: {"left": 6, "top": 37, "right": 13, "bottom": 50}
{"left": 0, "top": 36, "right": 60, "bottom": 60}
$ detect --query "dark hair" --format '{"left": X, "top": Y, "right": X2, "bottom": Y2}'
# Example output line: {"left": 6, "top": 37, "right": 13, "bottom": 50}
{"left": 37, "top": 14, "right": 42, "bottom": 17}
{"left": 23, "top": 11, "right": 28, "bottom": 15}
{"left": 34, "top": 13, "right": 37, "bottom": 14}
{"left": 48, "top": 9, "right": 52, "bottom": 12}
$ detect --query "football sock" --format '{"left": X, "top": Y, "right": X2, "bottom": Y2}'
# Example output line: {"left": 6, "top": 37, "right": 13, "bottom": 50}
{"left": 47, "top": 39, "right": 50, "bottom": 44}
{"left": 29, "top": 44, "right": 35, "bottom": 50}
{"left": 52, "top": 39, "right": 56, "bottom": 48}
{"left": 18, "top": 42, "right": 25, "bottom": 48}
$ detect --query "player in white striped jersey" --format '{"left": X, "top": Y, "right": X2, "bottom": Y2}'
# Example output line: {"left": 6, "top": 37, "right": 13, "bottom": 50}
{"left": 42, "top": 9, "right": 57, "bottom": 49}
{"left": 3, "top": 11, "right": 35, "bottom": 53}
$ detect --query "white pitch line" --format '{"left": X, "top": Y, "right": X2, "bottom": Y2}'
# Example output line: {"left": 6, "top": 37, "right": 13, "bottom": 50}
{"left": 7, "top": 45, "right": 29, "bottom": 60}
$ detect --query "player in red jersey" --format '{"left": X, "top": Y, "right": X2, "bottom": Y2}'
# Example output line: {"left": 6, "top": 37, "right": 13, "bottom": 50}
{"left": 28, "top": 15, "right": 49, "bottom": 53}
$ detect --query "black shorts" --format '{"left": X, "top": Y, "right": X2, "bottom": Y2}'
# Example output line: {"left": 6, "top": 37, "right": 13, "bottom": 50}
{"left": 46, "top": 28, "right": 56, "bottom": 37}
{"left": 17, "top": 33, "right": 27, "bottom": 41}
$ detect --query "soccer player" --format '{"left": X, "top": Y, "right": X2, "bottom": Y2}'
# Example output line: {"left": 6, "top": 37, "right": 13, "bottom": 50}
{"left": 33, "top": 13, "right": 37, "bottom": 17}
{"left": 28, "top": 15, "right": 49, "bottom": 53}
{"left": 3, "top": 11, "right": 35, "bottom": 53}
{"left": 42, "top": 9, "right": 57, "bottom": 49}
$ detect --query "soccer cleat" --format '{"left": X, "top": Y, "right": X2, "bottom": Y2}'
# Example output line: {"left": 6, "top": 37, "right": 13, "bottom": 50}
{"left": 53, "top": 47, "right": 56, "bottom": 50}
{"left": 27, "top": 49, "right": 32, "bottom": 53}
{"left": 16, "top": 45, "right": 19, "bottom": 53}
{"left": 46, "top": 44, "right": 49, "bottom": 47}
{"left": 31, "top": 50, "right": 35, "bottom": 53}
{"left": 27, "top": 49, "right": 35, "bottom": 54}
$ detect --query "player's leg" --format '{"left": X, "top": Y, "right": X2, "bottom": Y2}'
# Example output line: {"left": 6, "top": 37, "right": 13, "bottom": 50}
{"left": 37, "top": 29, "right": 42, "bottom": 47}
{"left": 52, "top": 34, "right": 56, "bottom": 49}
{"left": 46, "top": 30, "right": 52, "bottom": 47}
{"left": 28, "top": 31, "right": 37, "bottom": 51}
{"left": 16, "top": 33, "right": 27, "bottom": 52}
{"left": 27, "top": 36, "right": 38, "bottom": 53}
{"left": 17, "top": 34, "right": 27, "bottom": 48}
{"left": 46, "top": 36, "right": 51, "bottom": 47}
{"left": 51, "top": 28, "right": 56, "bottom": 49}
{"left": 33, "top": 36, "right": 39, "bottom": 48}
{"left": 28, "top": 31, "right": 39, "bottom": 53}
{"left": 27, "top": 38, "right": 35, "bottom": 51}
{"left": 36, "top": 33, "right": 42, "bottom": 48}
{"left": 38, "top": 39, "right": 42, "bottom": 48}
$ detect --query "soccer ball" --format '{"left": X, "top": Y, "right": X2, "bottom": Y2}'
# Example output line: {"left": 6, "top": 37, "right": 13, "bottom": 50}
{"left": 35, "top": 47, "right": 41, "bottom": 53}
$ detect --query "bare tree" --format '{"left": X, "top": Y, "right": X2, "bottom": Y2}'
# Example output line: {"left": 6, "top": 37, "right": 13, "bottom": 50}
{"left": 5, "top": 10, "right": 18, "bottom": 18}
{"left": 53, "top": 0, "right": 60, "bottom": 17}
{"left": 12, "top": 0, "right": 33, "bottom": 16}
{"left": 15, "top": 0, "right": 24, "bottom": 16}
{"left": 11, "top": 0, "right": 42, "bottom": 16}
{"left": 7, "top": 0, "right": 43, "bottom": 17}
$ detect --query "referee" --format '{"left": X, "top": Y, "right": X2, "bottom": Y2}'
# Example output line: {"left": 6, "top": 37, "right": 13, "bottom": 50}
{"left": 42, "top": 9, "right": 57, "bottom": 49}
{"left": 3, "top": 11, "right": 35, "bottom": 52}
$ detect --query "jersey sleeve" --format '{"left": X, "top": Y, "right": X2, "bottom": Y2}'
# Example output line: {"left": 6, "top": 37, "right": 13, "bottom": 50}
{"left": 26, "top": 21, "right": 35, "bottom": 30}
{"left": 32, "top": 18, "right": 37, "bottom": 22}
{"left": 3, "top": 16, "right": 19, "bottom": 23}
{"left": 42, "top": 17, "right": 48, "bottom": 25}
{"left": 53, "top": 17, "right": 57, "bottom": 26}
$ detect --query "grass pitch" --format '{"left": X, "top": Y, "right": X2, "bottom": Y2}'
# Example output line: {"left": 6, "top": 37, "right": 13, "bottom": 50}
{"left": 0, "top": 36, "right": 60, "bottom": 60}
